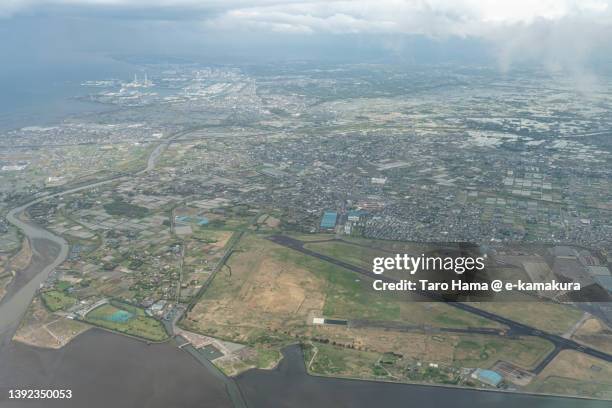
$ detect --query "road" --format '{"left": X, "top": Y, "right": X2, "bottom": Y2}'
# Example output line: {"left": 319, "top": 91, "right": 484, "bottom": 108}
{"left": 267, "top": 234, "right": 612, "bottom": 373}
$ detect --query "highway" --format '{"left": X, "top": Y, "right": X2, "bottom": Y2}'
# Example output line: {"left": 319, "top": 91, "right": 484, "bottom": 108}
{"left": 267, "top": 234, "right": 612, "bottom": 373}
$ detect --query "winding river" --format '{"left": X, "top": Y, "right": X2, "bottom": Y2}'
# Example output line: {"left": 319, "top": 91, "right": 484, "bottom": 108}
{"left": 0, "top": 136, "right": 609, "bottom": 407}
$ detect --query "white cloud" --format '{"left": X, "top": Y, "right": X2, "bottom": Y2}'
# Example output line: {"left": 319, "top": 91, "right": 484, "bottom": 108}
{"left": 3, "top": 0, "right": 611, "bottom": 73}
{"left": 3, "top": 1, "right": 611, "bottom": 35}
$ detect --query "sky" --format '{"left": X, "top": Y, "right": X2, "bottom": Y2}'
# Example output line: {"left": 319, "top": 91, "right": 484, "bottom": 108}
{"left": 1, "top": 1, "right": 612, "bottom": 73}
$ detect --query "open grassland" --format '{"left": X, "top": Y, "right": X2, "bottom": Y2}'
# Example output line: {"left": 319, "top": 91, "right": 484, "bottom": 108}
{"left": 310, "top": 322, "right": 551, "bottom": 370}
{"left": 528, "top": 350, "right": 612, "bottom": 400}
{"left": 286, "top": 232, "right": 336, "bottom": 242}
{"left": 182, "top": 234, "right": 326, "bottom": 343}
{"left": 300, "top": 237, "right": 499, "bottom": 328}
{"left": 304, "top": 343, "right": 381, "bottom": 379}
{"left": 304, "top": 240, "right": 381, "bottom": 270}
{"left": 572, "top": 317, "right": 612, "bottom": 354}
{"left": 303, "top": 331, "right": 553, "bottom": 386}
{"left": 474, "top": 299, "right": 584, "bottom": 335}
{"left": 305, "top": 237, "right": 585, "bottom": 337}
{"left": 452, "top": 335, "right": 553, "bottom": 369}
{"left": 183, "top": 234, "right": 501, "bottom": 344}
{"left": 85, "top": 303, "right": 168, "bottom": 342}
{"left": 191, "top": 229, "right": 233, "bottom": 248}
{"left": 178, "top": 233, "right": 566, "bottom": 379}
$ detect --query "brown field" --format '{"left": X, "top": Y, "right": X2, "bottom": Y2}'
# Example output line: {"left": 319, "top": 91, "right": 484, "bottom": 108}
{"left": 183, "top": 234, "right": 500, "bottom": 343}
{"left": 182, "top": 233, "right": 555, "bottom": 379}
{"left": 265, "top": 216, "right": 281, "bottom": 228}
{"left": 13, "top": 297, "right": 90, "bottom": 349}
{"left": 182, "top": 234, "right": 326, "bottom": 343}
{"left": 572, "top": 317, "right": 612, "bottom": 354}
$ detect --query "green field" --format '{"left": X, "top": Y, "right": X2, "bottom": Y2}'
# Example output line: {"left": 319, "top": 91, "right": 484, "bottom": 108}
{"left": 476, "top": 299, "right": 584, "bottom": 335}
{"left": 85, "top": 303, "right": 168, "bottom": 341}
{"left": 304, "top": 240, "right": 380, "bottom": 270}
{"left": 278, "top": 240, "right": 498, "bottom": 328}
{"left": 275, "top": 244, "right": 403, "bottom": 322}
{"left": 304, "top": 343, "right": 381, "bottom": 378}
{"left": 41, "top": 290, "right": 77, "bottom": 312}
{"left": 103, "top": 199, "right": 150, "bottom": 218}
{"left": 453, "top": 335, "right": 554, "bottom": 369}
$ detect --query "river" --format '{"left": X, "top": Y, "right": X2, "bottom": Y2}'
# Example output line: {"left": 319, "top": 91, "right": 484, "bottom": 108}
{"left": 0, "top": 329, "right": 232, "bottom": 408}
{"left": 0, "top": 121, "right": 608, "bottom": 408}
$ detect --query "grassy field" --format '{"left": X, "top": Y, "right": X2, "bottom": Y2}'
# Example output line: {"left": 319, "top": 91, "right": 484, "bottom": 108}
{"left": 528, "top": 350, "right": 612, "bottom": 399}
{"left": 304, "top": 237, "right": 585, "bottom": 337}
{"left": 280, "top": 244, "right": 403, "bottom": 322}
{"left": 475, "top": 299, "right": 584, "bottom": 335}
{"left": 182, "top": 233, "right": 571, "bottom": 383}
{"left": 182, "top": 233, "right": 324, "bottom": 343}
{"left": 303, "top": 240, "right": 379, "bottom": 270}
{"left": 41, "top": 290, "right": 77, "bottom": 312}
{"left": 191, "top": 229, "right": 233, "bottom": 247}
{"left": 294, "top": 238, "right": 499, "bottom": 328}
{"left": 183, "top": 233, "right": 499, "bottom": 343}
{"left": 304, "top": 343, "right": 381, "bottom": 379}
{"left": 85, "top": 303, "right": 168, "bottom": 341}
{"left": 452, "top": 335, "right": 554, "bottom": 369}
{"left": 304, "top": 332, "right": 555, "bottom": 385}
{"left": 572, "top": 317, "right": 612, "bottom": 354}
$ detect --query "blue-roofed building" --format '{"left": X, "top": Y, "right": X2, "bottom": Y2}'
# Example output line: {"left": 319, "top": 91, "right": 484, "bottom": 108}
{"left": 320, "top": 211, "right": 338, "bottom": 230}
{"left": 471, "top": 369, "right": 503, "bottom": 387}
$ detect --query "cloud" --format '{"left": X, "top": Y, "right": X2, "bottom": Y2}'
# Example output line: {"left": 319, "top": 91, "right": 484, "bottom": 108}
{"left": 3, "top": 1, "right": 612, "bottom": 72}
{"left": 4, "top": 1, "right": 611, "bottom": 33}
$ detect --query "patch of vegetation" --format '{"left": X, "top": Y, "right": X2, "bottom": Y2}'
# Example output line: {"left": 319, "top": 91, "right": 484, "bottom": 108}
{"left": 253, "top": 347, "right": 281, "bottom": 369}
{"left": 55, "top": 280, "right": 73, "bottom": 291}
{"left": 41, "top": 290, "right": 77, "bottom": 312}
{"left": 453, "top": 335, "right": 554, "bottom": 369}
{"left": 103, "top": 199, "right": 150, "bottom": 218}
{"left": 306, "top": 343, "right": 381, "bottom": 378}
